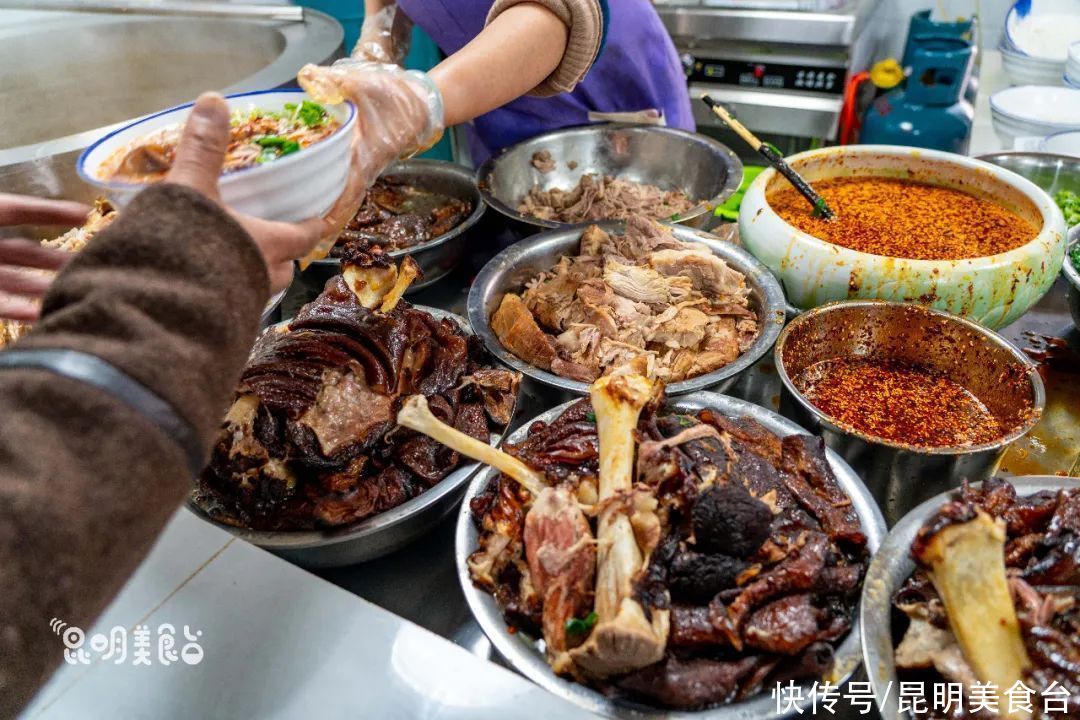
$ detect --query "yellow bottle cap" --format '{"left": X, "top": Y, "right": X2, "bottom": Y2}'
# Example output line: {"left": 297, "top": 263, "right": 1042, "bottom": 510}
{"left": 870, "top": 59, "right": 904, "bottom": 90}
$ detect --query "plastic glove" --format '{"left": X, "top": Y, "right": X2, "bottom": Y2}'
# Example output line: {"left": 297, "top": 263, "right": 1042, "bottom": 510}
{"left": 296, "top": 60, "right": 444, "bottom": 266}
{"left": 353, "top": 2, "right": 413, "bottom": 65}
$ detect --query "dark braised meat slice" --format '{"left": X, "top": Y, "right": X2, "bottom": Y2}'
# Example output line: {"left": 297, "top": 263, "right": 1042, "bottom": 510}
{"left": 506, "top": 399, "right": 598, "bottom": 481}
{"left": 333, "top": 177, "right": 472, "bottom": 253}
{"left": 744, "top": 594, "right": 851, "bottom": 656}
{"left": 712, "top": 532, "right": 829, "bottom": 646}
{"left": 780, "top": 435, "right": 865, "bottom": 546}
{"left": 1021, "top": 488, "right": 1080, "bottom": 585}
{"left": 699, "top": 410, "right": 782, "bottom": 466}
{"left": 617, "top": 655, "right": 760, "bottom": 710}
{"left": 692, "top": 483, "right": 772, "bottom": 557}
{"left": 670, "top": 605, "right": 730, "bottom": 650}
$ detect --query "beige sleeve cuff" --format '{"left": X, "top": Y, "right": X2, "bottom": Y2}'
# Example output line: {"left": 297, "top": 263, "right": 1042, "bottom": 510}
{"left": 486, "top": 0, "right": 603, "bottom": 97}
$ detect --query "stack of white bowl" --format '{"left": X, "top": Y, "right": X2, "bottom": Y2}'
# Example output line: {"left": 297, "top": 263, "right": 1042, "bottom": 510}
{"left": 1041, "top": 129, "right": 1080, "bottom": 156}
{"left": 1001, "top": 42, "right": 1067, "bottom": 85}
{"left": 1001, "top": 0, "right": 1080, "bottom": 86}
{"left": 1066, "top": 41, "right": 1080, "bottom": 88}
{"left": 990, "top": 85, "right": 1080, "bottom": 146}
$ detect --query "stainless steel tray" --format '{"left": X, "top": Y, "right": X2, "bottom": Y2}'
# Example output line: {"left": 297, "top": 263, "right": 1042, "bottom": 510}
{"left": 455, "top": 392, "right": 887, "bottom": 719}
{"left": 466, "top": 221, "right": 787, "bottom": 397}
{"left": 186, "top": 306, "right": 520, "bottom": 568}
{"left": 860, "top": 475, "right": 1080, "bottom": 720}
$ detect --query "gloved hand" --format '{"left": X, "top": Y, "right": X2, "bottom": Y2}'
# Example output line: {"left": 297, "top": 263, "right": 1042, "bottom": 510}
{"left": 296, "top": 60, "right": 444, "bottom": 265}
{"left": 353, "top": 2, "right": 413, "bottom": 65}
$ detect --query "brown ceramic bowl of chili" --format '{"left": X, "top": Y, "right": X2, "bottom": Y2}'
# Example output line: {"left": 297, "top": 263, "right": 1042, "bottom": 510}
{"left": 739, "top": 145, "right": 1069, "bottom": 329}
{"left": 774, "top": 300, "right": 1045, "bottom": 526}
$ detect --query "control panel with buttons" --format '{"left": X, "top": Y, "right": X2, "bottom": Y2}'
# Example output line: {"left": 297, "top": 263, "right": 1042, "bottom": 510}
{"left": 685, "top": 56, "right": 845, "bottom": 95}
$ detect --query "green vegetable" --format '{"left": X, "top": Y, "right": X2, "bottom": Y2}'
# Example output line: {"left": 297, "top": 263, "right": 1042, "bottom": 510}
{"left": 294, "top": 100, "right": 328, "bottom": 128}
{"left": 254, "top": 135, "right": 301, "bottom": 164}
{"left": 1070, "top": 243, "right": 1080, "bottom": 273}
{"left": 565, "top": 611, "right": 598, "bottom": 636}
{"left": 585, "top": 411, "right": 596, "bottom": 423}
{"left": 670, "top": 212, "right": 681, "bottom": 221}
{"left": 1054, "top": 190, "right": 1080, "bottom": 228}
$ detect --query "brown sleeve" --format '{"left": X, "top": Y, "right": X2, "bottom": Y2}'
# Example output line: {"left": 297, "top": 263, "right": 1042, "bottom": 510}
{"left": 0, "top": 183, "right": 268, "bottom": 717}
{"left": 486, "top": 0, "right": 603, "bottom": 97}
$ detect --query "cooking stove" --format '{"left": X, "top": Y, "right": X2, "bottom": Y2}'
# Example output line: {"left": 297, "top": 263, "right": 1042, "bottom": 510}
{"left": 656, "top": 0, "right": 886, "bottom": 156}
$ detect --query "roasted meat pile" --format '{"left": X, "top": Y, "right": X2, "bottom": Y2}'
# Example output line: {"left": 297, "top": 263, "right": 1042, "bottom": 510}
{"left": 195, "top": 254, "right": 519, "bottom": 531}
{"left": 467, "top": 386, "right": 868, "bottom": 710}
{"left": 518, "top": 173, "right": 696, "bottom": 223}
{"left": 332, "top": 175, "right": 472, "bottom": 255}
{"left": 0, "top": 199, "right": 116, "bottom": 348}
{"left": 894, "top": 479, "right": 1080, "bottom": 720}
{"left": 491, "top": 216, "right": 759, "bottom": 383}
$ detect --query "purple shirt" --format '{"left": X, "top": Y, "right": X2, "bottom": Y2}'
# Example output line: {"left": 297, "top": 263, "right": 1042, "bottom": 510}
{"left": 396, "top": 0, "right": 695, "bottom": 163}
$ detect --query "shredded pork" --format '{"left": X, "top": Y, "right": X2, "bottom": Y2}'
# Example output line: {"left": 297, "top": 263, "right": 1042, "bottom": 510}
{"left": 518, "top": 174, "right": 697, "bottom": 223}
{"left": 491, "top": 216, "right": 759, "bottom": 383}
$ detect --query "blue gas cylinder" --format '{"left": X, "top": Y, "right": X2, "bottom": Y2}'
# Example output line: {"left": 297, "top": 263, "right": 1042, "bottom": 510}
{"left": 861, "top": 36, "right": 974, "bottom": 153}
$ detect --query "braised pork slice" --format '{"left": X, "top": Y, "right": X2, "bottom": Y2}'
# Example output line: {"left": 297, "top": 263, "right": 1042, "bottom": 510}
{"left": 491, "top": 293, "right": 556, "bottom": 370}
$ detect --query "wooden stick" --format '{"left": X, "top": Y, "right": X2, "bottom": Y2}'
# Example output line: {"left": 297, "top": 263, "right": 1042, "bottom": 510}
{"left": 701, "top": 94, "right": 836, "bottom": 221}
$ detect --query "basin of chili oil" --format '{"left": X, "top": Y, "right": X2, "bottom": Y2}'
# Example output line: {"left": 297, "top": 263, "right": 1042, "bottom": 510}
{"left": 792, "top": 357, "right": 1003, "bottom": 448}
{"left": 768, "top": 177, "right": 1038, "bottom": 260}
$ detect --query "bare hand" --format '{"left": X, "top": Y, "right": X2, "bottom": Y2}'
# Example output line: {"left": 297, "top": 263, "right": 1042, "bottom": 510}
{"left": 165, "top": 93, "right": 324, "bottom": 293}
{"left": 0, "top": 194, "right": 89, "bottom": 321}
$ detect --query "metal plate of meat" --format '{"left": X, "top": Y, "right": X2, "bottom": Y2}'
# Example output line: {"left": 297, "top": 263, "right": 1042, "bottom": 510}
{"left": 476, "top": 123, "right": 743, "bottom": 232}
{"left": 859, "top": 475, "right": 1080, "bottom": 720}
{"left": 305, "top": 159, "right": 485, "bottom": 292}
{"left": 186, "top": 306, "right": 521, "bottom": 568}
{"left": 467, "top": 221, "right": 787, "bottom": 397}
{"left": 455, "top": 392, "right": 886, "bottom": 719}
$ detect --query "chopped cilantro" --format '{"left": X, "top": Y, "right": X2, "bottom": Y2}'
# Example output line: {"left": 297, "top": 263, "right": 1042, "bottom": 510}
{"left": 295, "top": 100, "right": 328, "bottom": 128}
{"left": 585, "top": 411, "right": 596, "bottom": 423}
{"left": 1055, "top": 189, "right": 1080, "bottom": 228}
{"left": 670, "top": 212, "right": 681, "bottom": 221}
{"left": 565, "top": 611, "right": 598, "bottom": 636}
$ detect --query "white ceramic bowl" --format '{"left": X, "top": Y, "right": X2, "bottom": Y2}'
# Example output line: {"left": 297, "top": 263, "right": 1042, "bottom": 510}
{"left": 1067, "top": 40, "right": 1080, "bottom": 85}
{"left": 78, "top": 89, "right": 356, "bottom": 222}
{"left": 1006, "top": 0, "right": 1080, "bottom": 61}
{"left": 738, "top": 145, "right": 1068, "bottom": 329}
{"left": 1041, "top": 129, "right": 1080, "bottom": 156}
{"left": 990, "top": 85, "right": 1080, "bottom": 145}
{"left": 1000, "top": 43, "right": 1066, "bottom": 86}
